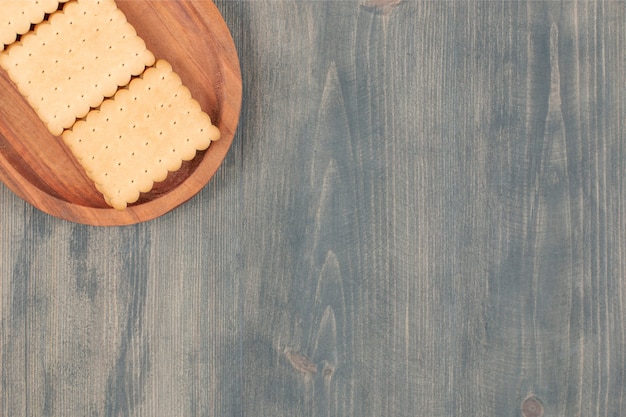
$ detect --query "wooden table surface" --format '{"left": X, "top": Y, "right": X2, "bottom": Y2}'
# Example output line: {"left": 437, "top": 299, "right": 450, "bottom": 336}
{"left": 1, "top": 1, "right": 625, "bottom": 416}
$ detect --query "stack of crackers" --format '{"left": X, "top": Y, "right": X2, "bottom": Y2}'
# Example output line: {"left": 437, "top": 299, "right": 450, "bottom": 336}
{"left": 0, "top": 0, "right": 221, "bottom": 210}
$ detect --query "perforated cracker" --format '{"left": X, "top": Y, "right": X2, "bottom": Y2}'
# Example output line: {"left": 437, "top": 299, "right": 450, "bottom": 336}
{"left": 0, "top": 0, "right": 69, "bottom": 51}
{"left": 0, "top": 0, "right": 155, "bottom": 135}
{"left": 62, "top": 59, "right": 221, "bottom": 210}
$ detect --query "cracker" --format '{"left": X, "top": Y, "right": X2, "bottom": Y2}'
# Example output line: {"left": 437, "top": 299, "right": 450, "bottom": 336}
{"left": 0, "top": 0, "right": 155, "bottom": 135}
{"left": 0, "top": 0, "right": 69, "bottom": 51}
{"left": 62, "top": 60, "right": 221, "bottom": 210}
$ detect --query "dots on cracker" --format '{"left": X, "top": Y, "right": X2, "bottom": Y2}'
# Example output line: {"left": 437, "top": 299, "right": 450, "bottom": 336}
{"left": 0, "top": 0, "right": 69, "bottom": 51}
{"left": 62, "top": 60, "right": 221, "bottom": 211}
{"left": 0, "top": 0, "right": 155, "bottom": 136}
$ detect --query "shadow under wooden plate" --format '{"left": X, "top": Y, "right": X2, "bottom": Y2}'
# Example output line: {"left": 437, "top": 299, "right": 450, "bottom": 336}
{"left": 0, "top": 0, "right": 242, "bottom": 226}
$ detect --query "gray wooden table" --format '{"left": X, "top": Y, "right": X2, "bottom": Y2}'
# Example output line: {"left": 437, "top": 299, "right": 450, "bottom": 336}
{"left": 2, "top": 1, "right": 625, "bottom": 416}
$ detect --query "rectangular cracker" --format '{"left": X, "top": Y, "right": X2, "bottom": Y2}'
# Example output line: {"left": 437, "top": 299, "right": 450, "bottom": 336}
{"left": 0, "top": 0, "right": 155, "bottom": 136}
{"left": 62, "top": 59, "right": 221, "bottom": 210}
{"left": 1, "top": 0, "right": 69, "bottom": 51}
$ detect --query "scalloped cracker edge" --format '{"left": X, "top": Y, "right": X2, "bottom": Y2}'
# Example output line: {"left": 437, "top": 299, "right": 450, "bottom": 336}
{"left": 1, "top": 0, "right": 70, "bottom": 51}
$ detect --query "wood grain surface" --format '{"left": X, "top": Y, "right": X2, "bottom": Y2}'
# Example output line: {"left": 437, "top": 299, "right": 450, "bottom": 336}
{"left": 1, "top": 1, "right": 625, "bottom": 416}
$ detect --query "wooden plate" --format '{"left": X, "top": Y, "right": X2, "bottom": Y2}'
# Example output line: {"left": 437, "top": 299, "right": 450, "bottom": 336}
{"left": 0, "top": 0, "right": 241, "bottom": 226}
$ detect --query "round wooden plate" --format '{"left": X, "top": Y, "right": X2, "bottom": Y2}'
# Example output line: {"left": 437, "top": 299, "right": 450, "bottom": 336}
{"left": 0, "top": 0, "right": 241, "bottom": 226}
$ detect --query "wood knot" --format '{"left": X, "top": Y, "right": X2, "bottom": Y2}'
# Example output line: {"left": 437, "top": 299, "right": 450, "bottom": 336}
{"left": 522, "top": 396, "right": 544, "bottom": 417}
{"left": 284, "top": 349, "right": 317, "bottom": 375}
{"left": 360, "top": 0, "right": 402, "bottom": 15}
{"left": 322, "top": 362, "right": 335, "bottom": 378}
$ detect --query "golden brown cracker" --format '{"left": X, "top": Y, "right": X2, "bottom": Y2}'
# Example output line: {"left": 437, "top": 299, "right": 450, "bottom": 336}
{"left": 63, "top": 60, "right": 220, "bottom": 210}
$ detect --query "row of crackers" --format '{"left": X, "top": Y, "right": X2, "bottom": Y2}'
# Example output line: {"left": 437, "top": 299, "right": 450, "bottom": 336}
{"left": 0, "top": 0, "right": 220, "bottom": 210}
